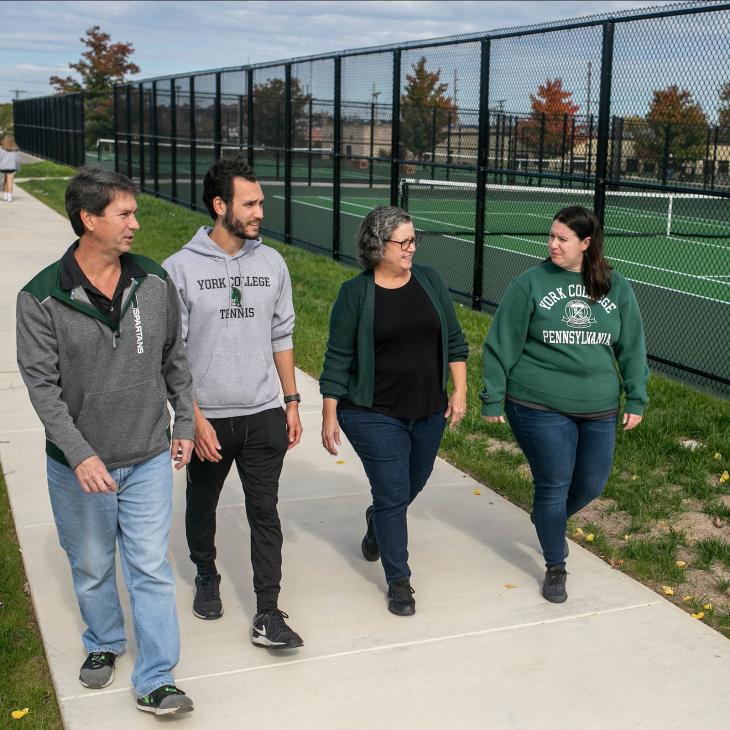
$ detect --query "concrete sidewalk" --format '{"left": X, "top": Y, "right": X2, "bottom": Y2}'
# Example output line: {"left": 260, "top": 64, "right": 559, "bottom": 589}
{"left": 2, "top": 186, "right": 729, "bottom": 729}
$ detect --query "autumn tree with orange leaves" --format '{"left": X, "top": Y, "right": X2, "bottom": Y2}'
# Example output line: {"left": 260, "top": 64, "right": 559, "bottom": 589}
{"left": 520, "top": 78, "right": 582, "bottom": 157}
{"left": 400, "top": 57, "right": 457, "bottom": 161}
{"left": 633, "top": 85, "right": 708, "bottom": 170}
{"left": 50, "top": 26, "right": 140, "bottom": 148}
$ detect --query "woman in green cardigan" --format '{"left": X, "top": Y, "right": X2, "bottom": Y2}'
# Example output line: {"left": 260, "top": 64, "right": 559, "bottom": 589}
{"left": 320, "top": 206, "right": 468, "bottom": 616}
{"left": 481, "top": 206, "right": 648, "bottom": 604}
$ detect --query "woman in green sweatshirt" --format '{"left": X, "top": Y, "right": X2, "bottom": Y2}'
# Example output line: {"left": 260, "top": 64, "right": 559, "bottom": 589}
{"left": 480, "top": 206, "right": 648, "bottom": 603}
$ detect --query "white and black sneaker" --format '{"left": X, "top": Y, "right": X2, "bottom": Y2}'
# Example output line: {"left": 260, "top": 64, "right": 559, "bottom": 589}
{"left": 251, "top": 609, "right": 303, "bottom": 649}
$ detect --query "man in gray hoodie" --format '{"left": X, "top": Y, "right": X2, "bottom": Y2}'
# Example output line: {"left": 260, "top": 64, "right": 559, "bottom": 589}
{"left": 16, "top": 167, "right": 195, "bottom": 715}
{"left": 163, "top": 156, "right": 303, "bottom": 649}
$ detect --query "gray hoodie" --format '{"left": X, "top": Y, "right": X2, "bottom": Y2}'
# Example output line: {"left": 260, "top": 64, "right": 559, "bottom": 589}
{"left": 163, "top": 227, "right": 295, "bottom": 418}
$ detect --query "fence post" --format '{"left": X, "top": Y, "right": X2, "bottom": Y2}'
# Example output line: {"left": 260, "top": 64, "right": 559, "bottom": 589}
{"left": 152, "top": 81, "right": 159, "bottom": 196}
{"left": 285, "top": 64, "right": 292, "bottom": 245}
{"left": 170, "top": 79, "right": 178, "bottom": 202}
{"left": 138, "top": 85, "right": 146, "bottom": 190}
{"left": 308, "top": 95, "right": 313, "bottom": 186}
{"left": 593, "top": 21, "right": 615, "bottom": 226}
{"left": 369, "top": 98, "right": 375, "bottom": 188}
{"left": 390, "top": 49, "right": 401, "bottom": 206}
{"left": 189, "top": 76, "right": 196, "bottom": 210}
{"left": 214, "top": 72, "right": 222, "bottom": 161}
{"left": 113, "top": 85, "right": 119, "bottom": 172}
{"left": 125, "top": 86, "right": 132, "bottom": 179}
{"left": 332, "top": 56, "right": 342, "bottom": 261}
{"left": 431, "top": 105, "right": 437, "bottom": 179}
{"left": 247, "top": 68, "right": 254, "bottom": 169}
{"left": 472, "top": 38, "right": 490, "bottom": 312}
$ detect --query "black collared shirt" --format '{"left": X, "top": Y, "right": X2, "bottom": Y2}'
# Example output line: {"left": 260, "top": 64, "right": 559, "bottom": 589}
{"left": 59, "top": 242, "right": 146, "bottom": 330}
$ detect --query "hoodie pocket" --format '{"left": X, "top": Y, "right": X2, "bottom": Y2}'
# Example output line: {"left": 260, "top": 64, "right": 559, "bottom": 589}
{"left": 195, "top": 350, "right": 275, "bottom": 409}
{"left": 74, "top": 379, "right": 168, "bottom": 463}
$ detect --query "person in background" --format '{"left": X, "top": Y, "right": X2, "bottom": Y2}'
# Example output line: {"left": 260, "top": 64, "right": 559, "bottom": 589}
{"left": 480, "top": 205, "right": 648, "bottom": 603}
{"left": 320, "top": 205, "right": 468, "bottom": 617}
{"left": 0, "top": 135, "right": 20, "bottom": 202}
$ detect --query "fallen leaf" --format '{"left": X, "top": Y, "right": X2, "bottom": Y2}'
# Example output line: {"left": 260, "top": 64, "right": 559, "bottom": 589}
{"left": 682, "top": 594, "right": 694, "bottom": 602}
{"left": 10, "top": 708, "right": 29, "bottom": 720}
{"left": 573, "top": 527, "right": 584, "bottom": 537}
{"left": 713, "top": 516, "right": 724, "bottom": 528}
{"left": 714, "top": 452, "right": 722, "bottom": 460}
{"left": 22, "top": 583, "right": 29, "bottom": 596}
{"left": 704, "top": 602, "right": 713, "bottom": 610}
{"left": 504, "top": 583, "right": 517, "bottom": 589}
{"left": 691, "top": 611, "right": 705, "bottom": 620}
{"left": 335, "top": 460, "right": 345, "bottom": 464}
{"left": 675, "top": 560, "right": 687, "bottom": 568}
{"left": 609, "top": 557, "right": 625, "bottom": 568}
{"left": 630, "top": 474, "right": 639, "bottom": 481}
{"left": 720, "top": 470, "right": 729, "bottom": 484}
{"left": 585, "top": 533, "right": 595, "bottom": 543}
{"left": 662, "top": 585, "right": 674, "bottom": 596}
{"left": 472, "top": 488, "right": 481, "bottom": 496}
{"left": 623, "top": 534, "right": 631, "bottom": 541}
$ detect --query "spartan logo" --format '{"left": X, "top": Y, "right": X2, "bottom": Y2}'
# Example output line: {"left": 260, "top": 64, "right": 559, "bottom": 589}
{"left": 561, "top": 299, "right": 597, "bottom": 329}
{"left": 132, "top": 305, "right": 144, "bottom": 353}
{"left": 231, "top": 286, "right": 242, "bottom": 307}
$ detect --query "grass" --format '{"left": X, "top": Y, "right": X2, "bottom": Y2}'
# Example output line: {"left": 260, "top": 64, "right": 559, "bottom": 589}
{"left": 0, "top": 469, "right": 62, "bottom": 729}
{"left": 13, "top": 177, "right": 730, "bottom": 641}
{"left": 17, "top": 161, "right": 75, "bottom": 178}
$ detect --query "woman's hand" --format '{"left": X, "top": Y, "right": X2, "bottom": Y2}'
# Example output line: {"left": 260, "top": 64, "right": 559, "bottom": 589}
{"left": 445, "top": 389, "right": 467, "bottom": 430}
{"left": 483, "top": 415, "right": 505, "bottom": 424}
{"left": 321, "top": 398, "right": 341, "bottom": 455}
{"left": 623, "top": 413, "right": 643, "bottom": 431}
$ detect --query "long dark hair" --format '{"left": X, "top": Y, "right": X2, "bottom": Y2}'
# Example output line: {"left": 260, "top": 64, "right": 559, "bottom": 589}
{"left": 552, "top": 206, "right": 611, "bottom": 299}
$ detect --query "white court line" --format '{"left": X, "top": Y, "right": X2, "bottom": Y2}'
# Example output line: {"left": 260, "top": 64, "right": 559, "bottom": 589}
{"left": 60, "top": 599, "right": 662, "bottom": 702}
{"left": 284, "top": 196, "right": 730, "bottom": 304}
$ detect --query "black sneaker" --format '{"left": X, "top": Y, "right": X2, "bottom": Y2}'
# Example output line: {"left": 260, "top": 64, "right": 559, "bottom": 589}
{"left": 542, "top": 566, "right": 568, "bottom": 603}
{"left": 193, "top": 573, "right": 223, "bottom": 620}
{"left": 387, "top": 578, "right": 416, "bottom": 616}
{"left": 79, "top": 651, "right": 116, "bottom": 689}
{"left": 361, "top": 505, "right": 380, "bottom": 561}
{"left": 251, "top": 609, "right": 303, "bottom": 649}
{"left": 137, "top": 685, "right": 194, "bottom": 715}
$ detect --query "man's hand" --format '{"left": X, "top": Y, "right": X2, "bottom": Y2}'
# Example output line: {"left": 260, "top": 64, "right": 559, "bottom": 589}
{"left": 285, "top": 404, "right": 302, "bottom": 449}
{"left": 194, "top": 415, "right": 222, "bottom": 462}
{"left": 74, "top": 456, "right": 117, "bottom": 494}
{"left": 171, "top": 438, "right": 194, "bottom": 470}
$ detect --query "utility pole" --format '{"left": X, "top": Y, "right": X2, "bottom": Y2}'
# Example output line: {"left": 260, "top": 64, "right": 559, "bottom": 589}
{"left": 10, "top": 89, "right": 27, "bottom": 99}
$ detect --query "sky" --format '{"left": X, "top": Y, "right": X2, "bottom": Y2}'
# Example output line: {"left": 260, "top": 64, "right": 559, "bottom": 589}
{"left": 0, "top": 0, "right": 682, "bottom": 105}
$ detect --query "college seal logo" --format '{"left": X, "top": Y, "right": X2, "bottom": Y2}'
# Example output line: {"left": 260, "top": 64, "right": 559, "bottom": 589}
{"left": 561, "top": 299, "right": 597, "bottom": 329}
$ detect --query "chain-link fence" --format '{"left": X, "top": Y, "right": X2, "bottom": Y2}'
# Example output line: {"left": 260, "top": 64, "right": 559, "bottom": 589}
{"left": 16, "top": 2, "right": 730, "bottom": 395}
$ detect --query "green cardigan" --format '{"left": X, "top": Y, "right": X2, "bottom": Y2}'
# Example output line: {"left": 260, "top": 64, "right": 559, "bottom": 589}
{"left": 319, "top": 265, "right": 468, "bottom": 406}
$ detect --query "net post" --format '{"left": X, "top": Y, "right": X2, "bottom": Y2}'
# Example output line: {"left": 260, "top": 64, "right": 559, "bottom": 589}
{"left": 594, "top": 21, "right": 615, "bottom": 226}
{"left": 666, "top": 194, "right": 673, "bottom": 237}
{"left": 472, "top": 38, "right": 491, "bottom": 312}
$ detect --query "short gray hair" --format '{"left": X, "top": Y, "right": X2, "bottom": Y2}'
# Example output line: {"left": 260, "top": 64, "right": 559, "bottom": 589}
{"left": 356, "top": 206, "right": 412, "bottom": 270}
{"left": 65, "top": 166, "right": 138, "bottom": 237}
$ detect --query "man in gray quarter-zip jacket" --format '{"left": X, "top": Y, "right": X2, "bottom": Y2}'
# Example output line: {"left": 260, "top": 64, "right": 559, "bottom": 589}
{"left": 16, "top": 167, "right": 195, "bottom": 716}
{"left": 163, "top": 156, "right": 304, "bottom": 650}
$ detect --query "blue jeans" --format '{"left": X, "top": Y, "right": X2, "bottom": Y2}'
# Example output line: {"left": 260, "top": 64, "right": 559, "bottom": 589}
{"left": 337, "top": 408, "right": 446, "bottom": 583}
{"left": 47, "top": 450, "right": 179, "bottom": 697}
{"left": 505, "top": 401, "right": 617, "bottom": 567}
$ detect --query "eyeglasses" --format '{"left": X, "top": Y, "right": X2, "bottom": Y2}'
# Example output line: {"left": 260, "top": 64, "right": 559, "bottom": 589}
{"left": 386, "top": 236, "right": 419, "bottom": 250}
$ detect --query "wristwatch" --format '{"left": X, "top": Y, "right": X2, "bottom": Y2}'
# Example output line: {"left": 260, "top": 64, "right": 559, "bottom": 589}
{"left": 283, "top": 393, "right": 301, "bottom": 404}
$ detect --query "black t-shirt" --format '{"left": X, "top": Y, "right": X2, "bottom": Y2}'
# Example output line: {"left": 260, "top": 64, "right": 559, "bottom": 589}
{"left": 367, "top": 275, "right": 445, "bottom": 420}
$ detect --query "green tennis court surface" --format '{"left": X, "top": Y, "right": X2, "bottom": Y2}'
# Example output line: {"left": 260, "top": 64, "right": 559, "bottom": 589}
{"left": 281, "top": 182, "right": 730, "bottom": 304}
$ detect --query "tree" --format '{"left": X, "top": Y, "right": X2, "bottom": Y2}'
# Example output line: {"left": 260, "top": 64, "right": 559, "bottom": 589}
{"left": 253, "top": 78, "right": 311, "bottom": 148}
{"left": 400, "top": 57, "right": 457, "bottom": 161}
{"left": 521, "top": 79, "right": 581, "bottom": 157}
{"left": 719, "top": 82, "right": 730, "bottom": 127}
{"left": 0, "top": 103, "right": 12, "bottom": 138}
{"left": 633, "top": 85, "right": 708, "bottom": 172}
{"left": 49, "top": 26, "right": 140, "bottom": 148}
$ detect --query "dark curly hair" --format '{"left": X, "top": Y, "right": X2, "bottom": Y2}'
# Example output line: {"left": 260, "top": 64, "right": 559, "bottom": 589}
{"left": 202, "top": 155, "right": 258, "bottom": 220}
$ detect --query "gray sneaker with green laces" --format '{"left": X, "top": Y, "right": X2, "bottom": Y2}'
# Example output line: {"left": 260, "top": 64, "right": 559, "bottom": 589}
{"left": 137, "top": 685, "right": 194, "bottom": 715}
{"left": 79, "top": 651, "right": 116, "bottom": 689}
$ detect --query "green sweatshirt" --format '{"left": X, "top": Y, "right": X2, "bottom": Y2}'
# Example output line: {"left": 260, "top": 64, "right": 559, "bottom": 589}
{"left": 480, "top": 261, "right": 649, "bottom": 417}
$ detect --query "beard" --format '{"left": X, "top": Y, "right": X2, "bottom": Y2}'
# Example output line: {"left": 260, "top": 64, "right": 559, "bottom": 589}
{"left": 222, "top": 206, "right": 255, "bottom": 240}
